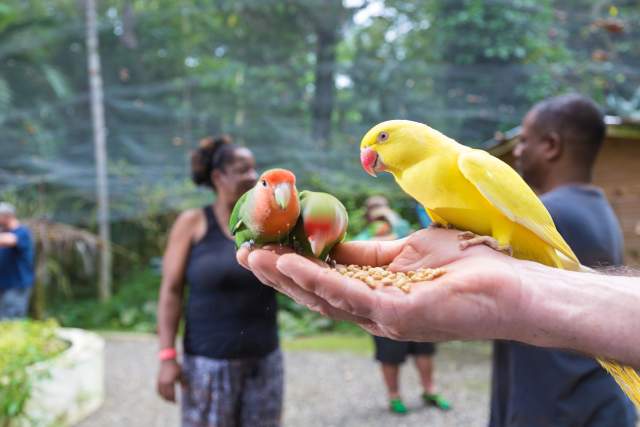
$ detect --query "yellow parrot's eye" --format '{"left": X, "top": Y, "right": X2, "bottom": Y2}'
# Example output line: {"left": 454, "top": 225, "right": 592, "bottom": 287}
{"left": 377, "top": 131, "right": 389, "bottom": 143}
{"left": 261, "top": 180, "right": 267, "bottom": 187}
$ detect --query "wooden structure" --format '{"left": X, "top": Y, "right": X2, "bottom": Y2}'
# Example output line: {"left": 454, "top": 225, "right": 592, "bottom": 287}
{"left": 483, "top": 116, "right": 640, "bottom": 266}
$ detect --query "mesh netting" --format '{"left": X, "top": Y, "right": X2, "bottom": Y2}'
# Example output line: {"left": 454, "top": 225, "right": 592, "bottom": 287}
{"left": 1, "top": 0, "right": 639, "bottom": 223}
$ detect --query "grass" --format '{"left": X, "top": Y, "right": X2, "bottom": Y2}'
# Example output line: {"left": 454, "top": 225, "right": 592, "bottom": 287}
{"left": 283, "top": 333, "right": 373, "bottom": 355}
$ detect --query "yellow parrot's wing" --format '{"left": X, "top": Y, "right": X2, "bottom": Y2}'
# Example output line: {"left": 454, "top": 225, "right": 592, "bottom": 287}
{"left": 458, "top": 149, "right": 579, "bottom": 264}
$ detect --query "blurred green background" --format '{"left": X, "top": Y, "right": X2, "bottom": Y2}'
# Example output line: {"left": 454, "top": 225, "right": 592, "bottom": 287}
{"left": 1, "top": 0, "right": 639, "bottom": 333}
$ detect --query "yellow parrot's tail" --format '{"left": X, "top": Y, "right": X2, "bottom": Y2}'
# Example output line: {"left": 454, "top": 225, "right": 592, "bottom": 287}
{"left": 597, "top": 359, "right": 640, "bottom": 407}
{"left": 557, "top": 251, "right": 582, "bottom": 271}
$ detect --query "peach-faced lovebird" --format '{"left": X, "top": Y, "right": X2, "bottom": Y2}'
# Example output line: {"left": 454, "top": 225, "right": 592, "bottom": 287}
{"left": 292, "top": 190, "right": 348, "bottom": 261}
{"left": 359, "top": 119, "right": 640, "bottom": 408}
{"left": 229, "top": 168, "right": 300, "bottom": 248}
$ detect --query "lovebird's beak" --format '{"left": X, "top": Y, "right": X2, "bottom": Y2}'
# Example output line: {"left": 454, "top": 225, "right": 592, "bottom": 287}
{"left": 274, "top": 183, "right": 291, "bottom": 210}
{"left": 360, "top": 147, "right": 385, "bottom": 177}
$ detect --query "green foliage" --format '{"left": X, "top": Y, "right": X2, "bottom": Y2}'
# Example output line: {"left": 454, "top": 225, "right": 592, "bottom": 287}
{"left": 51, "top": 268, "right": 160, "bottom": 332}
{"left": 3, "top": 0, "right": 639, "bottom": 313}
{"left": 0, "top": 319, "right": 68, "bottom": 425}
{"left": 283, "top": 333, "right": 372, "bottom": 355}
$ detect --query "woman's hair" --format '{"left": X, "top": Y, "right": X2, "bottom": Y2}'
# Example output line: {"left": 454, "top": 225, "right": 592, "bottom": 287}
{"left": 190, "top": 134, "right": 237, "bottom": 188}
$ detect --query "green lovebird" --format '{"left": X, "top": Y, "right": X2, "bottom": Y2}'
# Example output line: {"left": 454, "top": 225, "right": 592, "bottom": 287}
{"left": 292, "top": 190, "right": 349, "bottom": 260}
{"left": 229, "top": 168, "right": 300, "bottom": 248}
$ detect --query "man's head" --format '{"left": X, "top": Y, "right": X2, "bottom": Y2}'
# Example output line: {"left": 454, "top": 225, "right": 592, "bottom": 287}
{"left": 514, "top": 94, "right": 605, "bottom": 191}
{"left": 0, "top": 202, "right": 16, "bottom": 229}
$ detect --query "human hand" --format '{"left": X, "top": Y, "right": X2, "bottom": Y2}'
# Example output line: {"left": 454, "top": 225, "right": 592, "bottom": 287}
{"left": 237, "top": 228, "right": 527, "bottom": 343}
{"left": 157, "top": 359, "right": 183, "bottom": 403}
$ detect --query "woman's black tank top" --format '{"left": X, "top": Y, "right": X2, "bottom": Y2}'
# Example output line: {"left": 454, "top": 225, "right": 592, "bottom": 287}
{"left": 183, "top": 205, "right": 278, "bottom": 359}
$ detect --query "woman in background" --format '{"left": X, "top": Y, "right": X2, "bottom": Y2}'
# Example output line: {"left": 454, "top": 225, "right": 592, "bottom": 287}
{"left": 156, "top": 135, "right": 283, "bottom": 427}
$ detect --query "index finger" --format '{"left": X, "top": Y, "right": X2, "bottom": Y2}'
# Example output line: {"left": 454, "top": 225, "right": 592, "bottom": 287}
{"left": 276, "top": 253, "right": 398, "bottom": 323}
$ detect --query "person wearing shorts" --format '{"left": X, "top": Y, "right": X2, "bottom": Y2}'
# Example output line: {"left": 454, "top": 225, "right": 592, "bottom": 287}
{"left": 356, "top": 197, "right": 452, "bottom": 414}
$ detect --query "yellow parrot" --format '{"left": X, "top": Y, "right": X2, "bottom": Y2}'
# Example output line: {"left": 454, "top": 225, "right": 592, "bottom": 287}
{"left": 359, "top": 119, "right": 640, "bottom": 407}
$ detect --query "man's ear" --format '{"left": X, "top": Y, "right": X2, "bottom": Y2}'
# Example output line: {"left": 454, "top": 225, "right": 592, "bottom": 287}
{"left": 542, "top": 131, "right": 563, "bottom": 161}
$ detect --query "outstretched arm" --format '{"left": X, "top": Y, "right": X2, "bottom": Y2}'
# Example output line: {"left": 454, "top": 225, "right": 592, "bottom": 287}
{"left": 238, "top": 228, "right": 640, "bottom": 367}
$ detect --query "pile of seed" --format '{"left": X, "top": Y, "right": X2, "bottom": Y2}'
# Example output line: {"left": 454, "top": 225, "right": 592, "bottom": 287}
{"left": 334, "top": 264, "right": 446, "bottom": 293}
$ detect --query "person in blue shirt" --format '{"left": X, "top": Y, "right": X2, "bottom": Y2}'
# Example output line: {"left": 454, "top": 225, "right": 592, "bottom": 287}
{"left": 489, "top": 94, "right": 636, "bottom": 427}
{"left": 0, "top": 202, "right": 35, "bottom": 319}
{"left": 415, "top": 203, "right": 432, "bottom": 229}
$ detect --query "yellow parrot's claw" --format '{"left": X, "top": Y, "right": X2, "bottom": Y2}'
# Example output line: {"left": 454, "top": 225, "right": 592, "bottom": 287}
{"left": 458, "top": 232, "right": 513, "bottom": 256}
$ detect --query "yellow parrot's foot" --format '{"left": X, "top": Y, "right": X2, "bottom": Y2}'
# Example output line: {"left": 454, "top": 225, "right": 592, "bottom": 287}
{"left": 457, "top": 231, "right": 513, "bottom": 256}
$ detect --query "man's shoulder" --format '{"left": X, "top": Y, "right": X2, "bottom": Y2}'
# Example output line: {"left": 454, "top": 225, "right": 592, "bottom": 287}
{"left": 541, "top": 185, "right": 607, "bottom": 216}
{"left": 540, "top": 190, "right": 579, "bottom": 219}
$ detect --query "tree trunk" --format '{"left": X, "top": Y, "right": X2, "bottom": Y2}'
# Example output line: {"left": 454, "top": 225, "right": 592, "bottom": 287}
{"left": 85, "top": 0, "right": 112, "bottom": 301}
{"left": 311, "top": 28, "right": 337, "bottom": 145}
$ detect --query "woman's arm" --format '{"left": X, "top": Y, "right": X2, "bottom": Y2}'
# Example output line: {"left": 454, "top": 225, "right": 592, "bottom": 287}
{"left": 156, "top": 209, "right": 199, "bottom": 402}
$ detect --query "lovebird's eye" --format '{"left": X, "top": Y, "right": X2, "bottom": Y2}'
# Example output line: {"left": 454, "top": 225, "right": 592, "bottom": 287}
{"left": 377, "top": 131, "right": 389, "bottom": 143}
{"left": 261, "top": 180, "right": 267, "bottom": 187}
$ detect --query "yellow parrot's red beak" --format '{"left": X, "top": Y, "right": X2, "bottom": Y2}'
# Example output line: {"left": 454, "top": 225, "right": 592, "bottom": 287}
{"left": 360, "top": 147, "right": 386, "bottom": 177}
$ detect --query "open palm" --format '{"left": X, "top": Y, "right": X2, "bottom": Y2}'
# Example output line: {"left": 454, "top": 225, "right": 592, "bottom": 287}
{"left": 238, "top": 228, "right": 526, "bottom": 343}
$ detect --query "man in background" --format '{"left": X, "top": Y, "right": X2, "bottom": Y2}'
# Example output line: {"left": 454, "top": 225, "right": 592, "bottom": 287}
{"left": 490, "top": 94, "right": 636, "bottom": 426}
{"left": 0, "top": 202, "right": 35, "bottom": 319}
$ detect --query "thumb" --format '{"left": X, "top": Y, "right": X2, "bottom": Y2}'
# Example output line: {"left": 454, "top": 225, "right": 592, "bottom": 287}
{"left": 331, "top": 237, "right": 407, "bottom": 267}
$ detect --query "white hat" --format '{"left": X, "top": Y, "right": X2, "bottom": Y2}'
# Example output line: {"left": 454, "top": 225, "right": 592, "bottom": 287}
{"left": 0, "top": 202, "right": 16, "bottom": 216}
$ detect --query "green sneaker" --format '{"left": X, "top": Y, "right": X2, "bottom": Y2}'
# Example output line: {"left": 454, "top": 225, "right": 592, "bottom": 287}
{"left": 389, "top": 398, "right": 408, "bottom": 414}
{"left": 422, "top": 393, "right": 452, "bottom": 411}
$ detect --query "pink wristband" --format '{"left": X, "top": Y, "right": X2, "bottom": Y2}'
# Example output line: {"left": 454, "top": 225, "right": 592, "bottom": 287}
{"left": 158, "top": 348, "right": 177, "bottom": 361}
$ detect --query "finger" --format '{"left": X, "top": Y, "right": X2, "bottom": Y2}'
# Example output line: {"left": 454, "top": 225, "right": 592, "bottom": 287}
{"left": 261, "top": 244, "right": 296, "bottom": 255}
{"left": 276, "top": 253, "right": 398, "bottom": 323}
{"left": 247, "top": 249, "right": 290, "bottom": 289}
{"left": 179, "top": 370, "right": 187, "bottom": 388}
{"left": 331, "top": 237, "right": 408, "bottom": 267}
{"left": 159, "top": 383, "right": 175, "bottom": 402}
{"left": 236, "top": 247, "right": 250, "bottom": 270}
{"left": 238, "top": 244, "right": 296, "bottom": 270}
{"left": 247, "top": 250, "right": 375, "bottom": 325}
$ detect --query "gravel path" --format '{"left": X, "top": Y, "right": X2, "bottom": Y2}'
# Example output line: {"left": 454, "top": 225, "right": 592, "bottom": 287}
{"left": 77, "top": 334, "right": 491, "bottom": 427}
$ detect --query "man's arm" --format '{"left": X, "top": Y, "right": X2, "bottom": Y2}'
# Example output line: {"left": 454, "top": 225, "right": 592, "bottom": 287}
{"left": 239, "top": 228, "right": 640, "bottom": 367}
{"left": 515, "top": 262, "right": 640, "bottom": 367}
{"left": 0, "top": 232, "right": 17, "bottom": 247}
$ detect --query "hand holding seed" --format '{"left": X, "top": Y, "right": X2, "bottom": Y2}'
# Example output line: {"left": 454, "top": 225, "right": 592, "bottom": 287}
{"left": 237, "top": 228, "right": 525, "bottom": 343}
